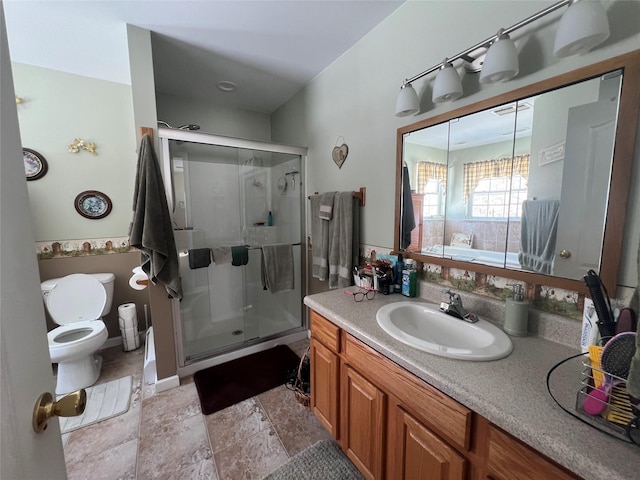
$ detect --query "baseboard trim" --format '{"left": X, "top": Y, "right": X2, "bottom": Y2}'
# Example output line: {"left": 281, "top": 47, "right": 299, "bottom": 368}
{"left": 101, "top": 333, "right": 144, "bottom": 351}
{"left": 155, "top": 374, "right": 180, "bottom": 393}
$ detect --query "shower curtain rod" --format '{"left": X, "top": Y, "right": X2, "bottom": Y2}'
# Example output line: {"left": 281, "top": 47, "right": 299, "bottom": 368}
{"left": 307, "top": 187, "right": 366, "bottom": 207}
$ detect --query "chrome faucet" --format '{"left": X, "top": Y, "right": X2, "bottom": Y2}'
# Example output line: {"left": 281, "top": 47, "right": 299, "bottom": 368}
{"left": 440, "top": 289, "right": 478, "bottom": 323}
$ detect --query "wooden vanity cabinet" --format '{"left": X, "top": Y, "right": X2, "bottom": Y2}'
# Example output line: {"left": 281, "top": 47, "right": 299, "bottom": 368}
{"left": 308, "top": 309, "right": 580, "bottom": 480}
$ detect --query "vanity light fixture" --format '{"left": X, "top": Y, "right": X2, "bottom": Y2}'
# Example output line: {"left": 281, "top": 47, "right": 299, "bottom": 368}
{"left": 395, "top": 83, "right": 420, "bottom": 117}
{"left": 432, "top": 59, "right": 463, "bottom": 103}
{"left": 394, "top": 0, "right": 610, "bottom": 117}
{"left": 479, "top": 29, "right": 519, "bottom": 84}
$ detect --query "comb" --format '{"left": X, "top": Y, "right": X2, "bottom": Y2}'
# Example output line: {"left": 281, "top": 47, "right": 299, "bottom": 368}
{"left": 588, "top": 345, "right": 604, "bottom": 388}
{"left": 606, "top": 384, "right": 634, "bottom": 425}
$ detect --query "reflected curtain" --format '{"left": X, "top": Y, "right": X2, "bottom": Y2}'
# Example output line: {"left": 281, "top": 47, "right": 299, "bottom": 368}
{"left": 417, "top": 161, "right": 448, "bottom": 194}
{"left": 462, "top": 155, "right": 529, "bottom": 203}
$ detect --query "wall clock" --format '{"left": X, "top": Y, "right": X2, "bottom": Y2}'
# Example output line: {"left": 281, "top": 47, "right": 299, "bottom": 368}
{"left": 74, "top": 190, "right": 112, "bottom": 219}
{"left": 23, "top": 148, "right": 48, "bottom": 181}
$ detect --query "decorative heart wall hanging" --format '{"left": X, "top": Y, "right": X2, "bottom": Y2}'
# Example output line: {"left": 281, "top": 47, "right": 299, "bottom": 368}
{"left": 332, "top": 137, "right": 349, "bottom": 169}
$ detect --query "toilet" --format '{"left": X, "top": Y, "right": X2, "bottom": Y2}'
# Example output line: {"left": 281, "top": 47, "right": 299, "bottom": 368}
{"left": 41, "top": 273, "right": 115, "bottom": 394}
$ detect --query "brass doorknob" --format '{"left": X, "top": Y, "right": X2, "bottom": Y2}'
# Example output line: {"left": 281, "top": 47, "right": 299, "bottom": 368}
{"left": 32, "top": 389, "right": 86, "bottom": 433}
{"left": 559, "top": 249, "right": 571, "bottom": 259}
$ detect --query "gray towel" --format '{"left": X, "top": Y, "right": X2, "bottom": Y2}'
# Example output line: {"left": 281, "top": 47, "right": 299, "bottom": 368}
{"left": 518, "top": 199, "right": 560, "bottom": 275}
{"left": 311, "top": 192, "right": 334, "bottom": 281}
{"left": 400, "top": 165, "right": 416, "bottom": 250}
{"left": 211, "top": 246, "right": 232, "bottom": 265}
{"left": 261, "top": 244, "right": 294, "bottom": 293}
{"left": 328, "top": 192, "right": 359, "bottom": 289}
{"left": 129, "top": 134, "right": 183, "bottom": 299}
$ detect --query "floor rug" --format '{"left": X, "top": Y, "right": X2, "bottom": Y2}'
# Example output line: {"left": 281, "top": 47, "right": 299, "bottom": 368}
{"left": 59, "top": 375, "right": 132, "bottom": 434}
{"left": 263, "top": 440, "right": 364, "bottom": 480}
{"left": 194, "top": 345, "right": 299, "bottom": 415}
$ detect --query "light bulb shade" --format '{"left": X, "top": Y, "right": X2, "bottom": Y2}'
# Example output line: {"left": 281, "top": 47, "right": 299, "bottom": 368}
{"left": 432, "top": 63, "right": 463, "bottom": 103}
{"left": 554, "top": 0, "right": 610, "bottom": 57}
{"left": 479, "top": 33, "right": 519, "bottom": 84}
{"left": 395, "top": 84, "right": 420, "bottom": 117}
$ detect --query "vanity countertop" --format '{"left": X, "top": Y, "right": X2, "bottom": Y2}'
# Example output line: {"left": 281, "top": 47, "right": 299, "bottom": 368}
{"left": 304, "top": 289, "right": 640, "bottom": 480}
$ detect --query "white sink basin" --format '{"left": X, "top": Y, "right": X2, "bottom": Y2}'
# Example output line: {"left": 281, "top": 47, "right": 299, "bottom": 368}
{"left": 376, "top": 301, "right": 513, "bottom": 361}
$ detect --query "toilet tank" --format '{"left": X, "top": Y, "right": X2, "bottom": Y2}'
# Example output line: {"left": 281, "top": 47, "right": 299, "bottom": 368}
{"left": 41, "top": 272, "right": 116, "bottom": 317}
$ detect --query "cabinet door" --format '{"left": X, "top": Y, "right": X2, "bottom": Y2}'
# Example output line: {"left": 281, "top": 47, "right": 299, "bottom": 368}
{"left": 487, "top": 426, "right": 578, "bottom": 480}
{"left": 310, "top": 338, "right": 340, "bottom": 438}
{"left": 341, "top": 365, "right": 386, "bottom": 480}
{"left": 390, "top": 406, "right": 466, "bottom": 480}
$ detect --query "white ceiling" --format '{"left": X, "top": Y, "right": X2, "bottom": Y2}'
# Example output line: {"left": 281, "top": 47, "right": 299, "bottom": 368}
{"left": 4, "top": 0, "right": 405, "bottom": 113}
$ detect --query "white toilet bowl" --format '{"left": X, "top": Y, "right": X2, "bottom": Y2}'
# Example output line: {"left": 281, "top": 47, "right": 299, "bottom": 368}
{"left": 43, "top": 273, "right": 114, "bottom": 394}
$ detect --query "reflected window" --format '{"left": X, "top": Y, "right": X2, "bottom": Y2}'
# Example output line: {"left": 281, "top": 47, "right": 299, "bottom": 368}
{"left": 422, "top": 179, "right": 443, "bottom": 217}
{"left": 470, "top": 174, "right": 528, "bottom": 218}
{"left": 417, "top": 161, "right": 447, "bottom": 217}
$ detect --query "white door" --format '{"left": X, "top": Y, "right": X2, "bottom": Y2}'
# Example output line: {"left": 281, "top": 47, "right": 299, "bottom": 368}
{"left": 553, "top": 99, "right": 617, "bottom": 279}
{"left": 0, "top": 6, "right": 67, "bottom": 479}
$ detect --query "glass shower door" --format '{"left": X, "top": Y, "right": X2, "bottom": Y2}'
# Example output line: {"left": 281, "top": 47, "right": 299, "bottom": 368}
{"left": 166, "top": 138, "right": 304, "bottom": 365}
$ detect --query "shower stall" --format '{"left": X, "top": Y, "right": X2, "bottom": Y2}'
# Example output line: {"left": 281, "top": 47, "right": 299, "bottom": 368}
{"left": 158, "top": 127, "right": 308, "bottom": 376}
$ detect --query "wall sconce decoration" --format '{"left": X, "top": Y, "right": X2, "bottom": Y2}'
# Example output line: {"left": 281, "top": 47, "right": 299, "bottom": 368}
{"left": 395, "top": 0, "right": 610, "bottom": 116}
{"left": 74, "top": 190, "right": 112, "bottom": 219}
{"left": 332, "top": 136, "right": 349, "bottom": 169}
{"left": 23, "top": 148, "right": 48, "bottom": 181}
{"left": 68, "top": 138, "right": 98, "bottom": 155}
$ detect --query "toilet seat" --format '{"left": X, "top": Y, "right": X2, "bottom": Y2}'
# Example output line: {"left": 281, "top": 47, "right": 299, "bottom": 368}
{"left": 48, "top": 320, "right": 106, "bottom": 346}
{"left": 47, "top": 273, "right": 106, "bottom": 325}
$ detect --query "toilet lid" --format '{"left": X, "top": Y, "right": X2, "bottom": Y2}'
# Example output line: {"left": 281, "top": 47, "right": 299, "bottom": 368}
{"left": 47, "top": 274, "right": 107, "bottom": 325}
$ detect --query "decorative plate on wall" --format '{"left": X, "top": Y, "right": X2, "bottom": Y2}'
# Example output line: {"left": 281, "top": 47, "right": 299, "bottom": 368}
{"left": 74, "top": 190, "right": 112, "bottom": 219}
{"left": 23, "top": 148, "right": 48, "bottom": 181}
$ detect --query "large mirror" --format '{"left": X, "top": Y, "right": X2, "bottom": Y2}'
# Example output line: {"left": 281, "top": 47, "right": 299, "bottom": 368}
{"left": 395, "top": 51, "right": 640, "bottom": 296}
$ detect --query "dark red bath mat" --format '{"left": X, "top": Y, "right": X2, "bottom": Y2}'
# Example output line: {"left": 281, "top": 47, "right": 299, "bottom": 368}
{"left": 193, "top": 345, "right": 300, "bottom": 415}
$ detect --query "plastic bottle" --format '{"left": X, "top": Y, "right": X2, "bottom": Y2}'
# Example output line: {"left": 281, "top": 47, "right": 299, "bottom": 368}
{"left": 267, "top": 211, "right": 273, "bottom": 226}
{"left": 394, "top": 254, "right": 404, "bottom": 293}
{"left": 504, "top": 284, "right": 529, "bottom": 336}
{"left": 401, "top": 259, "right": 417, "bottom": 297}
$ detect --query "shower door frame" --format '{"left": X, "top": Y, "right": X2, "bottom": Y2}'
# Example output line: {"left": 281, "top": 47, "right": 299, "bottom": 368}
{"left": 158, "top": 127, "right": 309, "bottom": 375}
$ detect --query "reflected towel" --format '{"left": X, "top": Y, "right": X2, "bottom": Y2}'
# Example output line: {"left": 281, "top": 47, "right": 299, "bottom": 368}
{"left": 625, "top": 238, "right": 640, "bottom": 397}
{"left": 188, "top": 248, "right": 212, "bottom": 269}
{"left": 129, "top": 134, "right": 182, "bottom": 299}
{"left": 518, "top": 199, "right": 560, "bottom": 275}
{"left": 231, "top": 245, "right": 249, "bottom": 266}
{"left": 311, "top": 192, "right": 335, "bottom": 281}
{"left": 211, "top": 247, "right": 232, "bottom": 265}
{"left": 400, "top": 165, "right": 416, "bottom": 250}
{"left": 261, "top": 244, "right": 294, "bottom": 293}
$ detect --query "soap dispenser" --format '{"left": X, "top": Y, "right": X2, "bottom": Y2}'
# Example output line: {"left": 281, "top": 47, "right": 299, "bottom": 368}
{"left": 504, "top": 284, "right": 528, "bottom": 336}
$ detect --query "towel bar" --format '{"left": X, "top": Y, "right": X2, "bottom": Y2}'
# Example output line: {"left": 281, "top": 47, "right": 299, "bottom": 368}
{"left": 307, "top": 187, "right": 366, "bottom": 206}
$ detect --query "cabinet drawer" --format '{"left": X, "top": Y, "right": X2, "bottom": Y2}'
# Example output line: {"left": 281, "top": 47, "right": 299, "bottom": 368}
{"left": 310, "top": 310, "right": 341, "bottom": 353}
{"left": 487, "top": 425, "right": 578, "bottom": 480}
{"left": 343, "top": 333, "right": 472, "bottom": 451}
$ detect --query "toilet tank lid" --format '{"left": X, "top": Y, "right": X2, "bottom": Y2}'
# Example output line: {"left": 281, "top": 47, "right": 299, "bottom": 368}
{"left": 41, "top": 272, "right": 115, "bottom": 292}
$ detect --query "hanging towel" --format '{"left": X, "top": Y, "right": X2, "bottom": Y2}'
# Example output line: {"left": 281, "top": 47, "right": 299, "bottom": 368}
{"left": 625, "top": 237, "right": 640, "bottom": 397}
{"left": 518, "top": 199, "right": 560, "bottom": 275}
{"left": 311, "top": 192, "right": 335, "bottom": 281}
{"left": 328, "top": 191, "right": 360, "bottom": 289}
{"left": 129, "top": 134, "right": 183, "bottom": 299}
{"left": 211, "top": 246, "right": 232, "bottom": 265}
{"left": 400, "top": 165, "right": 416, "bottom": 250}
{"left": 188, "top": 248, "right": 212, "bottom": 269}
{"left": 231, "top": 245, "right": 249, "bottom": 266}
{"left": 261, "top": 244, "right": 294, "bottom": 293}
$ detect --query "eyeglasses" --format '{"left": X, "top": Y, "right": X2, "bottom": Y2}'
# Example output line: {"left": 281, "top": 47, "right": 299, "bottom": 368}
{"left": 344, "top": 288, "right": 376, "bottom": 302}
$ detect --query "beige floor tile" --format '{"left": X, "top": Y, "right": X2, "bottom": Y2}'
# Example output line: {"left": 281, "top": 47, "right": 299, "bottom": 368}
{"left": 140, "top": 381, "right": 201, "bottom": 439}
{"left": 287, "top": 338, "right": 310, "bottom": 358}
{"left": 137, "top": 413, "right": 212, "bottom": 479}
{"left": 66, "top": 438, "right": 137, "bottom": 480}
{"left": 204, "top": 397, "right": 271, "bottom": 453}
{"left": 258, "top": 385, "right": 331, "bottom": 456}
{"left": 100, "top": 346, "right": 145, "bottom": 382}
{"left": 63, "top": 401, "right": 141, "bottom": 466}
{"left": 213, "top": 427, "right": 288, "bottom": 480}
{"left": 174, "top": 458, "right": 219, "bottom": 480}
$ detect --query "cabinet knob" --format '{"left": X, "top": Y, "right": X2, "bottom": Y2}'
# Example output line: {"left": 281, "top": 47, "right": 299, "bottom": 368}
{"left": 559, "top": 249, "right": 571, "bottom": 259}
